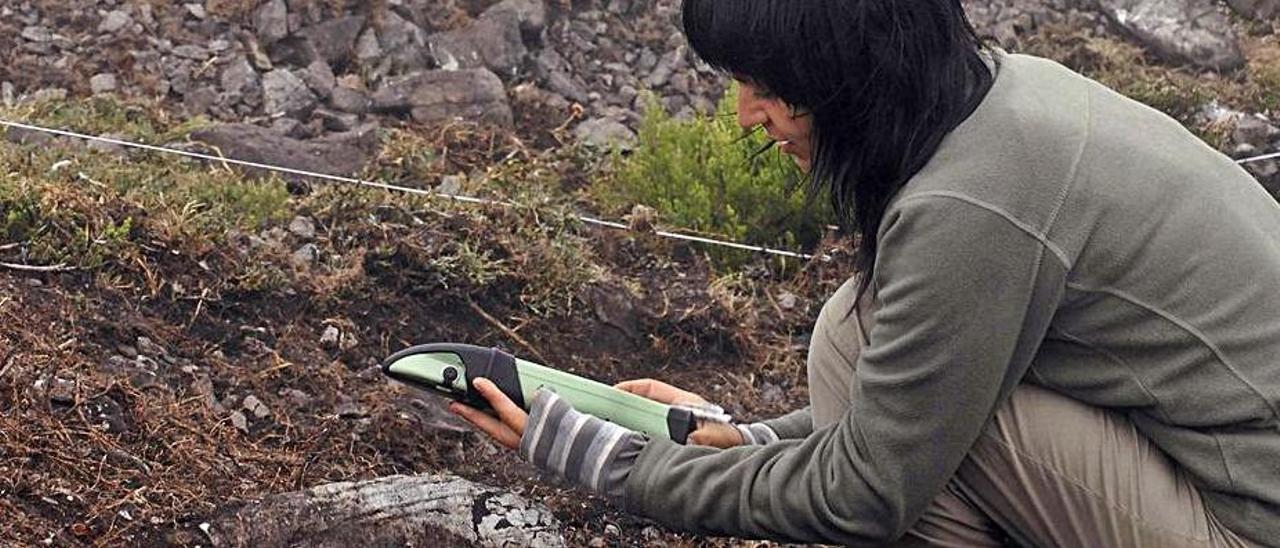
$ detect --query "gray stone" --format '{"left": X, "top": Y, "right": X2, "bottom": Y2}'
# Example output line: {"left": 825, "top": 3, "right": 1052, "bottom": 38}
{"left": 320, "top": 325, "right": 341, "bottom": 348}
{"left": 1233, "top": 114, "right": 1280, "bottom": 149}
{"left": 297, "top": 16, "right": 366, "bottom": 65}
{"left": 354, "top": 28, "right": 383, "bottom": 64}
{"left": 292, "top": 243, "right": 320, "bottom": 267}
{"left": 329, "top": 85, "right": 370, "bottom": 114}
{"left": 427, "top": 16, "right": 526, "bottom": 79}
{"left": 270, "top": 117, "right": 305, "bottom": 138}
{"left": 20, "top": 26, "right": 55, "bottom": 42}
{"left": 288, "top": 216, "right": 317, "bottom": 239}
{"left": 31, "top": 88, "right": 67, "bottom": 103}
{"left": 262, "top": 69, "right": 317, "bottom": 118}
{"left": 90, "top": 73, "right": 118, "bottom": 95}
{"left": 185, "top": 3, "right": 207, "bottom": 19}
{"left": 298, "top": 60, "right": 337, "bottom": 99}
{"left": 184, "top": 87, "right": 219, "bottom": 116}
{"left": 1, "top": 82, "right": 14, "bottom": 107}
{"left": 255, "top": 0, "right": 289, "bottom": 45}
{"left": 483, "top": 0, "right": 549, "bottom": 44}
{"left": 191, "top": 123, "right": 379, "bottom": 181}
{"left": 98, "top": 10, "right": 133, "bottom": 34}
{"left": 1095, "top": 0, "right": 1245, "bottom": 71}
{"left": 230, "top": 410, "right": 250, "bottom": 433}
{"left": 172, "top": 44, "right": 210, "bottom": 61}
{"left": 220, "top": 56, "right": 260, "bottom": 96}
{"left": 203, "top": 474, "right": 565, "bottom": 547}
{"left": 316, "top": 109, "right": 360, "bottom": 132}
{"left": 1226, "top": 0, "right": 1280, "bottom": 19}
{"left": 573, "top": 117, "right": 636, "bottom": 149}
{"left": 377, "top": 10, "right": 431, "bottom": 74}
{"left": 243, "top": 395, "right": 272, "bottom": 419}
{"left": 372, "top": 69, "right": 513, "bottom": 126}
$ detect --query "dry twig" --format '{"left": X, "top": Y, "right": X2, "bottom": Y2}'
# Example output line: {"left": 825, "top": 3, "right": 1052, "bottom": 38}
{"left": 466, "top": 297, "right": 550, "bottom": 365}
{"left": 0, "top": 261, "right": 76, "bottom": 272}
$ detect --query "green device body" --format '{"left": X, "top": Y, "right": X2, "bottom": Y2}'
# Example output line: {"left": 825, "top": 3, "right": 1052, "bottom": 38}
{"left": 381, "top": 343, "right": 696, "bottom": 444}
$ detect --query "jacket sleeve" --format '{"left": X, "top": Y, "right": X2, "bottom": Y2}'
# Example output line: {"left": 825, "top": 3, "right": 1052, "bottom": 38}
{"left": 758, "top": 406, "right": 813, "bottom": 440}
{"left": 619, "top": 196, "right": 1068, "bottom": 543}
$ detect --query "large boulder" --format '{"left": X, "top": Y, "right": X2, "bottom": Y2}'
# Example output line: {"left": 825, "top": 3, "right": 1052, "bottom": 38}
{"left": 371, "top": 69, "right": 513, "bottom": 126}
{"left": 190, "top": 123, "right": 378, "bottom": 180}
{"left": 427, "top": 16, "right": 527, "bottom": 79}
{"left": 203, "top": 474, "right": 565, "bottom": 547}
{"left": 1093, "top": 0, "right": 1245, "bottom": 71}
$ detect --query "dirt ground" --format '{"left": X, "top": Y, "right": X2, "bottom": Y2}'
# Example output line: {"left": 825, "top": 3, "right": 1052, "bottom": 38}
{"left": 0, "top": 153, "right": 855, "bottom": 546}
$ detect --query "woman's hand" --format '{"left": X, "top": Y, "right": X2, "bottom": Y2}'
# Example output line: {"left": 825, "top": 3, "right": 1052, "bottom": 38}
{"left": 448, "top": 378, "right": 527, "bottom": 450}
{"left": 615, "top": 378, "right": 746, "bottom": 448}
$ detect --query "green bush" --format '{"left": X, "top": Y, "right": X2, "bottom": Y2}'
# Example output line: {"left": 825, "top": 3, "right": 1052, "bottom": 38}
{"left": 594, "top": 86, "right": 831, "bottom": 265}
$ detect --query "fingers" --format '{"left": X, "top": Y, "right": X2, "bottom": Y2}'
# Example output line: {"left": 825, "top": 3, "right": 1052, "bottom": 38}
{"left": 450, "top": 401, "right": 521, "bottom": 449}
{"left": 614, "top": 378, "right": 659, "bottom": 398}
{"left": 615, "top": 378, "right": 706, "bottom": 405}
{"left": 471, "top": 378, "right": 527, "bottom": 434}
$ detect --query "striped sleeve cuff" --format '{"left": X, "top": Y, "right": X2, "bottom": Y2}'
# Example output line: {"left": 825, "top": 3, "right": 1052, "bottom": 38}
{"left": 519, "top": 389, "right": 645, "bottom": 503}
{"left": 734, "top": 422, "right": 781, "bottom": 445}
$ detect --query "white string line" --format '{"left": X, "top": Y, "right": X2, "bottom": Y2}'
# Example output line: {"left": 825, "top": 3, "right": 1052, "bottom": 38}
{"left": 0, "top": 119, "right": 817, "bottom": 260}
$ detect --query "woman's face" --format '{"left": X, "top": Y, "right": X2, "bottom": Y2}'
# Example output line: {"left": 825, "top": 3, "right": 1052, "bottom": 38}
{"left": 735, "top": 80, "right": 814, "bottom": 172}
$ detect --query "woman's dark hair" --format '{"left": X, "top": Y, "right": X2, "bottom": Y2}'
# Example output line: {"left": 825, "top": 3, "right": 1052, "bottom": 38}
{"left": 682, "top": 0, "right": 995, "bottom": 298}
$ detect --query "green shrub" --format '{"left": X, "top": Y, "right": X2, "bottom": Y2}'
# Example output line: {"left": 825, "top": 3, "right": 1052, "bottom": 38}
{"left": 594, "top": 86, "right": 831, "bottom": 265}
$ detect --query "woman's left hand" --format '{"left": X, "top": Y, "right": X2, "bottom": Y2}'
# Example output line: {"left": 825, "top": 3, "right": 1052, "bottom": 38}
{"left": 448, "top": 378, "right": 528, "bottom": 450}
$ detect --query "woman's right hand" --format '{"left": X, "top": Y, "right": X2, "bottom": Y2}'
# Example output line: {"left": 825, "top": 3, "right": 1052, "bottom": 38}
{"left": 615, "top": 378, "right": 746, "bottom": 448}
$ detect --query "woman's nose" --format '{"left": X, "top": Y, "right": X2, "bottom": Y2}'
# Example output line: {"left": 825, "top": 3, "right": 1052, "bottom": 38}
{"left": 737, "top": 91, "right": 768, "bottom": 130}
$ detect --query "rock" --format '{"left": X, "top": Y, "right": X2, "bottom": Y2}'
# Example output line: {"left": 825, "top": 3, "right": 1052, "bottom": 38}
{"left": 184, "top": 88, "right": 219, "bottom": 116}
{"left": 185, "top": 3, "right": 207, "bottom": 19}
{"left": 262, "top": 69, "right": 317, "bottom": 118}
{"left": 376, "top": 10, "right": 432, "bottom": 75}
{"left": 297, "top": 16, "right": 366, "bottom": 65}
{"left": 230, "top": 410, "right": 249, "bottom": 433}
{"left": 371, "top": 69, "right": 513, "bottom": 126}
{"left": 320, "top": 326, "right": 341, "bottom": 348}
{"left": 427, "top": 16, "right": 526, "bottom": 79}
{"left": 21, "top": 26, "right": 55, "bottom": 43}
{"left": 98, "top": 10, "right": 133, "bottom": 34}
{"left": 220, "top": 56, "right": 260, "bottom": 97}
{"left": 255, "top": 0, "right": 289, "bottom": 45}
{"left": 172, "top": 44, "right": 210, "bottom": 61}
{"left": 484, "top": 0, "right": 549, "bottom": 42}
{"left": 270, "top": 117, "right": 305, "bottom": 138}
{"left": 778, "top": 291, "right": 799, "bottom": 310}
{"left": 90, "top": 73, "right": 118, "bottom": 95}
{"left": 203, "top": 474, "right": 565, "bottom": 547}
{"left": 242, "top": 395, "right": 272, "bottom": 419}
{"left": 2, "top": 82, "right": 14, "bottom": 107}
{"left": 573, "top": 117, "right": 636, "bottom": 149}
{"left": 190, "top": 123, "right": 378, "bottom": 180}
{"left": 1233, "top": 114, "right": 1280, "bottom": 148}
{"left": 268, "top": 35, "right": 322, "bottom": 67}
{"left": 1095, "top": 0, "right": 1245, "bottom": 71}
{"left": 288, "top": 216, "right": 317, "bottom": 239}
{"left": 354, "top": 28, "right": 382, "bottom": 65}
{"left": 315, "top": 109, "right": 360, "bottom": 132}
{"left": 49, "top": 377, "right": 76, "bottom": 405}
{"left": 329, "top": 86, "right": 370, "bottom": 114}
{"left": 1226, "top": 0, "right": 1280, "bottom": 19}
{"left": 298, "top": 61, "right": 337, "bottom": 99}
{"left": 436, "top": 174, "right": 465, "bottom": 195}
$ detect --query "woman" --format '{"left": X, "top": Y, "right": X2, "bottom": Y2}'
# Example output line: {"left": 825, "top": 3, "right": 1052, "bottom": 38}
{"left": 452, "top": 0, "right": 1280, "bottom": 545}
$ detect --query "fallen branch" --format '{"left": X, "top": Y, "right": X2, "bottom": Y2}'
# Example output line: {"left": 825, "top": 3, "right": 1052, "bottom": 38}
{"left": 466, "top": 297, "right": 551, "bottom": 365}
{"left": 0, "top": 261, "right": 76, "bottom": 272}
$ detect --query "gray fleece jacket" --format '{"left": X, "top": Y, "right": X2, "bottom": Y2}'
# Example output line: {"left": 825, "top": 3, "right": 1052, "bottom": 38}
{"left": 523, "top": 52, "right": 1280, "bottom": 545}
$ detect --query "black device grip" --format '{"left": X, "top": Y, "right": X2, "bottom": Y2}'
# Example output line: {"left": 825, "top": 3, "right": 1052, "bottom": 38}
{"left": 665, "top": 407, "right": 695, "bottom": 445}
{"left": 464, "top": 347, "right": 527, "bottom": 409}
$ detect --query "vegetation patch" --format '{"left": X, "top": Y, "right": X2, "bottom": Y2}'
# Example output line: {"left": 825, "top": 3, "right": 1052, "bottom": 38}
{"left": 592, "top": 88, "right": 833, "bottom": 267}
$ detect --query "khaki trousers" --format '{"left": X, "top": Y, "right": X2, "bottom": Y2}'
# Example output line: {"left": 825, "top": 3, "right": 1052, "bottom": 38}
{"left": 809, "top": 293, "right": 1254, "bottom": 547}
